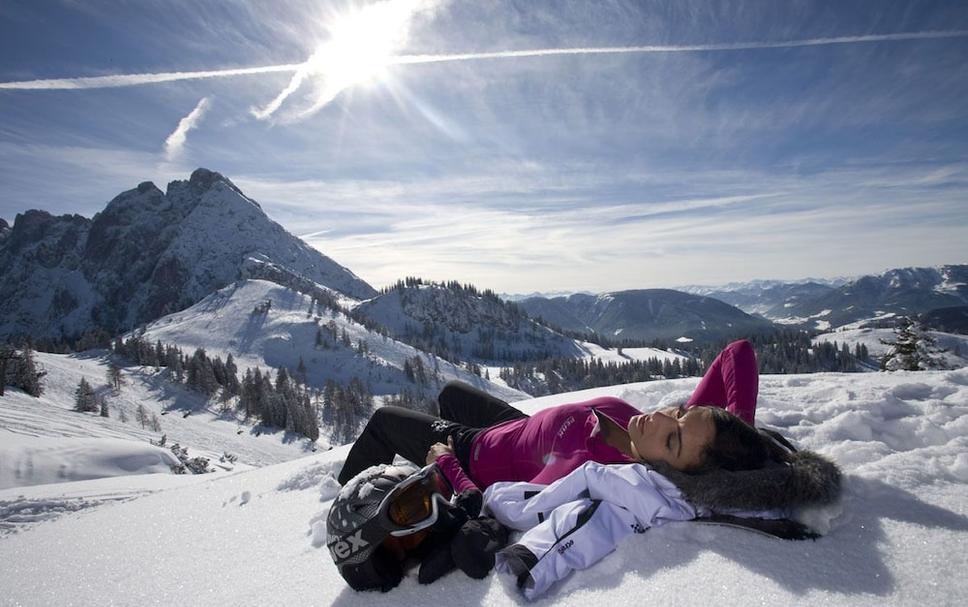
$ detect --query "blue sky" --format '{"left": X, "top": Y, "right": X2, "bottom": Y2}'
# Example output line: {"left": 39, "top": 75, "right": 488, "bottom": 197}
{"left": 1, "top": 0, "right": 967, "bottom": 294}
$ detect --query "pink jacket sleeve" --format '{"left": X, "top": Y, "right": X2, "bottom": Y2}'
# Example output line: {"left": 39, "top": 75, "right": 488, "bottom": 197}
{"left": 687, "top": 339, "right": 758, "bottom": 424}
{"left": 435, "top": 452, "right": 480, "bottom": 496}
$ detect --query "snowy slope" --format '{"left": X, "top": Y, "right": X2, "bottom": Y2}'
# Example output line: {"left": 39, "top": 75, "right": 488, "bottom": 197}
{"left": 0, "top": 350, "right": 318, "bottom": 473}
{"left": 2, "top": 370, "right": 967, "bottom": 605}
{"left": 139, "top": 279, "right": 526, "bottom": 401}
{"left": 0, "top": 431, "right": 180, "bottom": 490}
{"left": 577, "top": 341, "right": 689, "bottom": 364}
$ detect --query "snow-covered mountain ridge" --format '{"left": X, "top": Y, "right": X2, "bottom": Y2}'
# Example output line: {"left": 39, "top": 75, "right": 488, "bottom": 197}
{"left": 138, "top": 278, "right": 526, "bottom": 402}
{"left": 354, "top": 281, "right": 585, "bottom": 362}
{"left": 2, "top": 370, "right": 966, "bottom": 605}
{"left": 0, "top": 168, "right": 375, "bottom": 340}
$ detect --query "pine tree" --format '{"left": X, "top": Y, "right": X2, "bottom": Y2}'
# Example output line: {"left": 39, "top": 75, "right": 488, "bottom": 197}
{"left": 16, "top": 346, "right": 44, "bottom": 397}
{"left": 99, "top": 396, "right": 110, "bottom": 418}
{"left": 296, "top": 357, "right": 307, "bottom": 384}
{"left": 107, "top": 363, "right": 123, "bottom": 393}
{"left": 0, "top": 343, "right": 15, "bottom": 397}
{"left": 881, "top": 317, "right": 949, "bottom": 371}
{"left": 187, "top": 348, "right": 219, "bottom": 397}
{"left": 136, "top": 404, "right": 148, "bottom": 428}
{"left": 74, "top": 378, "right": 97, "bottom": 412}
{"left": 224, "top": 353, "right": 240, "bottom": 396}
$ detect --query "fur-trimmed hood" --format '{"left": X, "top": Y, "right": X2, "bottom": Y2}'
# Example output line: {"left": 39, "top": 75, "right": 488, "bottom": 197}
{"left": 653, "top": 450, "right": 843, "bottom": 513}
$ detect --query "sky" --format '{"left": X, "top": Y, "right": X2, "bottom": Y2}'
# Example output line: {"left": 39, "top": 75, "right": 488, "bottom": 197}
{"left": 1, "top": 0, "right": 967, "bottom": 295}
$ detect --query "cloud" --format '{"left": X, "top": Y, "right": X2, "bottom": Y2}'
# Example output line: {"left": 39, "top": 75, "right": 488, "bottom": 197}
{"left": 163, "top": 97, "right": 213, "bottom": 161}
{"left": 226, "top": 158, "right": 968, "bottom": 293}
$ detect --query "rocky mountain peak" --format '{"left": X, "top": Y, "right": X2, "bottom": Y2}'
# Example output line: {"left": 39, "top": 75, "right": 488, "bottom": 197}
{"left": 164, "top": 167, "right": 260, "bottom": 215}
{"left": 0, "top": 169, "right": 375, "bottom": 340}
{"left": 190, "top": 167, "right": 223, "bottom": 186}
{"left": 6, "top": 210, "right": 89, "bottom": 255}
{"left": 137, "top": 181, "right": 158, "bottom": 194}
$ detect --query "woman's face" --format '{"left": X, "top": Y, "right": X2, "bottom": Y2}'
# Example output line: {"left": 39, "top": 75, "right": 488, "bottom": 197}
{"left": 627, "top": 405, "right": 715, "bottom": 471}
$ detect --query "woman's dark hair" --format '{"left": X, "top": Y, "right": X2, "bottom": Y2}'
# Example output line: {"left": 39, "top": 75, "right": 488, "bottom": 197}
{"left": 695, "top": 407, "right": 791, "bottom": 473}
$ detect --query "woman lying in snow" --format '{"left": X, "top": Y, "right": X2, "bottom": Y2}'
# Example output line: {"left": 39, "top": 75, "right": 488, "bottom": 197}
{"left": 329, "top": 340, "right": 842, "bottom": 596}
{"left": 338, "top": 339, "right": 771, "bottom": 489}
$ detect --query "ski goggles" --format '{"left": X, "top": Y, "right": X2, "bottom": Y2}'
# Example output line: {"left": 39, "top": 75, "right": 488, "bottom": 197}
{"left": 380, "top": 463, "right": 454, "bottom": 537}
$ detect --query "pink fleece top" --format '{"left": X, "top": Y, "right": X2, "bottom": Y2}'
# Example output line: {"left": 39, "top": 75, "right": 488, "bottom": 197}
{"left": 436, "top": 396, "right": 638, "bottom": 495}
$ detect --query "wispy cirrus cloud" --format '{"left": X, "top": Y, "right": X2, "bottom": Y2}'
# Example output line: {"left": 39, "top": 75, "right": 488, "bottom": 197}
{"left": 229, "top": 159, "right": 968, "bottom": 292}
{"left": 163, "top": 97, "right": 212, "bottom": 161}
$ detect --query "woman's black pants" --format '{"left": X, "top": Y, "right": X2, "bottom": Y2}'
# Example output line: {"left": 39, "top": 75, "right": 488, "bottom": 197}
{"left": 337, "top": 381, "right": 527, "bottom": 485}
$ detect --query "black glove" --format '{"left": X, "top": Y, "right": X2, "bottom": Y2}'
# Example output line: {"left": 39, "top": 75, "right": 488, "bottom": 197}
{"left": 455, "top": 489, "right": 483, "bottom": 518}
{"left": 417, "top": 538, "right": 457, "bottom": 584}
{"left": 450, "top": 516, "right": 510, "bottom": 579}
{"left": 416, "top": 493, "right": 473, "bottom": 584}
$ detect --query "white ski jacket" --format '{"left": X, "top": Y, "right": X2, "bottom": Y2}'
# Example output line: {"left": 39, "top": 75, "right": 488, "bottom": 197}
{"left": 483, "top": 461, "right": 696, "bottom": 600}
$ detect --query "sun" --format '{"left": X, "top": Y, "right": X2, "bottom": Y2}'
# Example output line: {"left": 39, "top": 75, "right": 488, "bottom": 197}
{"left": 311, "top": 5, "right": 405, "bottom": 89}
{"left": 252, "top": 0, "right": 426, "bottom": 120}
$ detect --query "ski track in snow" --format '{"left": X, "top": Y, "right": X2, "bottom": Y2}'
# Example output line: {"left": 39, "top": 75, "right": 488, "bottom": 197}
{"left": 2, "top": 368, "right": 967, "bottom": 605}
{"left": 0, "top": 489, "right": 148, "bottom": 537}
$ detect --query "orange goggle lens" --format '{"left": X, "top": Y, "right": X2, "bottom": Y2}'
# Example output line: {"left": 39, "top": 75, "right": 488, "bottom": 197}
{"left": 388, "top": 489, "right": 434, "bottom": 526}
{"left": 386, "top": 469, "right": 451, "bottom": 527}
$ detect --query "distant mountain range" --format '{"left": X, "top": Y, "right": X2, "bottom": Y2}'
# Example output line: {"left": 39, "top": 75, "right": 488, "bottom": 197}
{"left": 679, "top": 281, "right": 840, "bottom": 319}
{"left": 774, "top": 266, "right": 968, "bottom": 328}
{"left": 2, "top": 168, "right": 965, "bottom": 356}
{"left": 517, "top": 289, "right": 777, "bottom": 342}
{"left": 679, "top": 267, "right": 968, "bottom": 331}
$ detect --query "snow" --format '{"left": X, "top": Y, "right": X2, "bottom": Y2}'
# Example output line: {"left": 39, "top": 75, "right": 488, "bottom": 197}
{"left": 835, "top": 311, "right": 898, "bottom": 331}
{"left": 774, "top": 308, "right": 837, "bottom": 327}
{"left": 577, "top": 342, "right": 688, "bottom": 364}
{"left": 0, "top": 350, "right": 314, "bottom": 468}
{"left": 0, "top": 469, "right": 212, "bottom": 537}
{"left": 2, "top": 370, "right": 967, "bottom": 605}
{"left": 0, "top": 430, "right": 179, "bottom": 490}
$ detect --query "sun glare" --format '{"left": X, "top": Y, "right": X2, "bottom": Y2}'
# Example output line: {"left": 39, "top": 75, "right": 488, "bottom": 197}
{"left": 313, "top": 6, "right": 402, "bottom": 89}
{"left": 251, "top": 0, "right": 423, "bottom": 120}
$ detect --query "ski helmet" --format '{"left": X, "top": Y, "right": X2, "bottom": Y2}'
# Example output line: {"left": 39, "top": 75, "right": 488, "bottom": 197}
{"left": 326, "top": 463, "right": 421, "bottom": 592}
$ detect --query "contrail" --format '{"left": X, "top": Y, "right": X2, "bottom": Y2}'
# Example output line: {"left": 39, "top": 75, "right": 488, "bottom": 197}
{"left": 0, "top": 64, "right": 301, "bottom": 90}
{"left": 392, "top": 30, "right": 968, "bottom": 64}
{"left": 1, "top": 30, "right": 965, "bottom": 91}
{"left": 164, "top": 96, "right": 212, "bottom": 160}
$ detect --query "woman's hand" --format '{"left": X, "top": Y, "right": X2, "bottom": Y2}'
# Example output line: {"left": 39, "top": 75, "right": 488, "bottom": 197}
{"left": 426, "top": 435, "right": 455, "bottom": 465}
